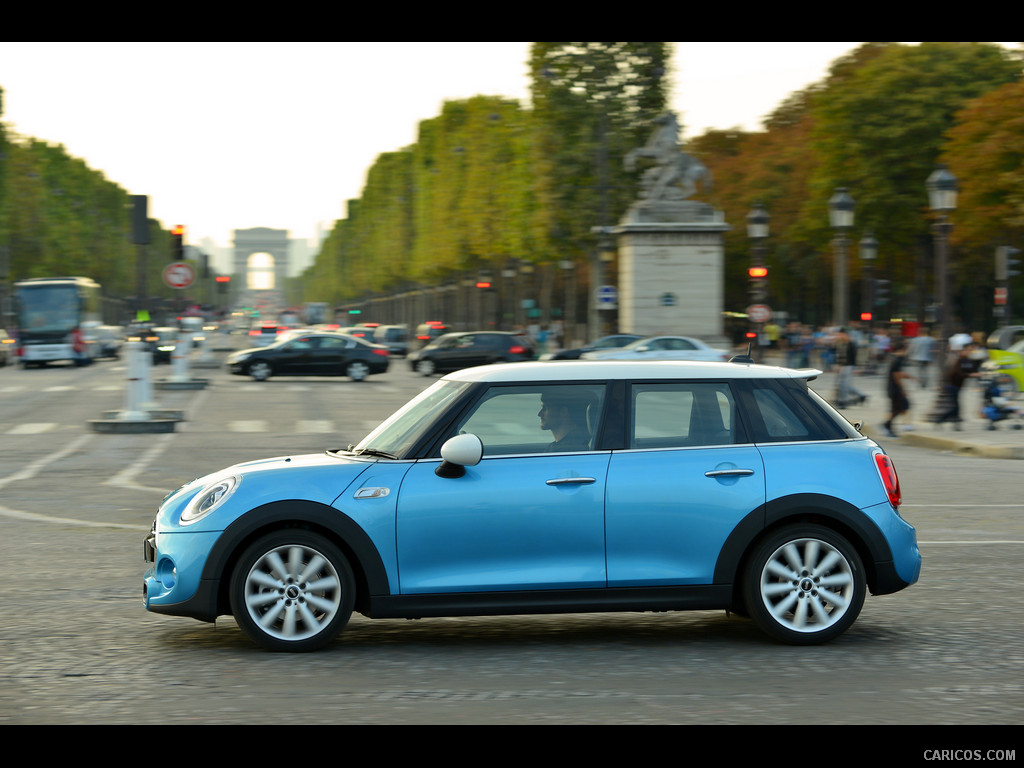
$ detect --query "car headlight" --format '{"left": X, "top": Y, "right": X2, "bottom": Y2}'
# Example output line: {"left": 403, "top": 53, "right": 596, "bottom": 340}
{"left": 180, "top": 476, "right": 240, "bottom": 526}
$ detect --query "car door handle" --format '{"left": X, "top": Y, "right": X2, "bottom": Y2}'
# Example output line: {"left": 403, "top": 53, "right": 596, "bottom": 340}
{"left": 545, "top": 477, "right": 597, "bottom": 486}
{"left": 704, "top": 469, "right": 755, "bottom": 478}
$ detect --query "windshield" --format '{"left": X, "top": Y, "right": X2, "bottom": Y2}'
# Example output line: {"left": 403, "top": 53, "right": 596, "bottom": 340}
{"left": 351, "top": 379, "right": 470, "bottom": 458}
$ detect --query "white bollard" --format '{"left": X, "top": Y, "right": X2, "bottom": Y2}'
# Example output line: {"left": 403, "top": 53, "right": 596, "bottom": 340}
{"left": 117, "top": 341, "right": 149, "bottom": 421}
{"left": 169, "top": 337, "right": 191, "bottom": 383}
{"left": 141, "top": 338, "right": 158, "bottom": 410}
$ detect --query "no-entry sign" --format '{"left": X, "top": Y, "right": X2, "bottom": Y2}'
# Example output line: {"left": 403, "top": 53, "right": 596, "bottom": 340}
{"left": 163, "top": 261, "right": 196, "bottom": 290}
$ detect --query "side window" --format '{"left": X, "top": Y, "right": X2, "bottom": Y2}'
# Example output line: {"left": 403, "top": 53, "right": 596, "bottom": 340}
{"left": 747, "top": 380, "right": 853, "bottom": 442}
{"left": 751, "top": 387, "right": 810, "bottom": 440}
{"left": 455, "top": 384, "right": 606, "bottom": 455}
{"left": 630, "top": 382, "right": 737, "bottom": 448}
{"left": 318, "top": 336, "right": 348, "bottom": 350}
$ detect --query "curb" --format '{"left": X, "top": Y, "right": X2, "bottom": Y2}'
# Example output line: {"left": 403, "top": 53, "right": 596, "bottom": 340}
{"left": 862, "top": 423, "right": 1024, "bottom": 460}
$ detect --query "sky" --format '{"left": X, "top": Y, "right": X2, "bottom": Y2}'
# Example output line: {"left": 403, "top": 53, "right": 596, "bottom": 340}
{"left": 0, "top": 42, "right": 1015, "bottom": 270}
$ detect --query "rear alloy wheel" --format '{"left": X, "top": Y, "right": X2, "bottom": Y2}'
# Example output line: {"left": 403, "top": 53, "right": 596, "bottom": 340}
{"left": 416, "top": 358, "right": 435, "bottom": 376}
{"left": 229, "top": 530, "right": 355, "bottom": 652}
{"left": 346, "top": 361, "right": 370, "bottom": 381}
{"left": 744, "top": 524, "right": 865, "bottom": 645}
{"left": 249, "top": 361, "right": 272, "bottom": 381}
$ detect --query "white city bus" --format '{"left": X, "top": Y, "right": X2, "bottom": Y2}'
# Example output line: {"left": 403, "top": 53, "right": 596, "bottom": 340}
{"left": 14, "top": 277, "right": 103, "bottom": 367}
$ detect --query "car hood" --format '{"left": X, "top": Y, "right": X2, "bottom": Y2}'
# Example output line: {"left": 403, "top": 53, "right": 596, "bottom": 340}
{"left": 158, "top": 451, "right": 378, "bottom": 531}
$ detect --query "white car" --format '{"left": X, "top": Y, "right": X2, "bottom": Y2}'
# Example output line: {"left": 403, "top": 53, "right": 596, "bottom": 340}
{"left": 581, "top": 335, "right": 730, "bottom": 362}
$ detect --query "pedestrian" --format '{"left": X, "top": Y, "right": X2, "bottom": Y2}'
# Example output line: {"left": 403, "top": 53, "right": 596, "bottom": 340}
{"left": 884, "top": 339, "right": 912, "bottom": 437}
{"left": 834, "top": 328, "right": 867, "bottom": 407}
{"left": 907, "top": 330, "right": 936, "bottom": 389}
{"left": 932, "top": 342, "right": 984, "bottom": 430}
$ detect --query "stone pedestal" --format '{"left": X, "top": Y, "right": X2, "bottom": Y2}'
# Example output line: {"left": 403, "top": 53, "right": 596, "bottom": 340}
{"left": 614, "top": 200, "right": 730, "bottom": 346}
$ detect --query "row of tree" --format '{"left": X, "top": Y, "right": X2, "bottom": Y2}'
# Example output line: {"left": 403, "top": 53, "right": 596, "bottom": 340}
{"left": 302, "top": 42, "right": 672, "bottom": 319}
{"left": 0, "top": 87, "right": 181, "bottom": 315}
{"left": 3, "top": 43, "right": 1023, "bottom": 333}
{"left": 303, "top": 42, "right": 1024, "bottom": 332}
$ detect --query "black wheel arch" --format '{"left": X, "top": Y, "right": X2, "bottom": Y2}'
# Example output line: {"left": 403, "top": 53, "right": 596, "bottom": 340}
{"left": 200, "top": 500, "right": 391, "bottom": 619}
{"left": 714, "top": 493, "right": 898, "bottom": 609}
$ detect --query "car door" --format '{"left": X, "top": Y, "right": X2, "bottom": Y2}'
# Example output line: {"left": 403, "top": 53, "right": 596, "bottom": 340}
{"left": 310, "top": 335, "right": 351, "bottom": 375}
{"left": 396, "top": 383, "right": 610, "bottom": 594}
{"left": 605, "top": 380, "right": 765, "bottom": 586}
{"left": 273, "top": 336, "right": 318, "bottom": 375}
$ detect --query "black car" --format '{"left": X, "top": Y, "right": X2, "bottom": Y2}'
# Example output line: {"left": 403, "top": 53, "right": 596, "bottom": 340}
{"left": 225, "top": 332, "right": 389, "bottom": 382}
{"left": 546, "top": 333, "right": 644, "bottom": 361}
{"left": 408, "top": 331, "right": 534, "bottom": 376}
{"left": 144, "top": 327, "right": 180, "bottom": 365}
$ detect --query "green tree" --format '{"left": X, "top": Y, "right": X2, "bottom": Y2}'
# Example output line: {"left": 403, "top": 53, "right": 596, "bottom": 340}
{"left": 529, "top": 42, "right": 670, "bottom": 262}
{"left": 942, "top": 77, "right": 1024, "bottom": 320}
{"left": 808, "top": 42, "right": 1020, "bottom": 309}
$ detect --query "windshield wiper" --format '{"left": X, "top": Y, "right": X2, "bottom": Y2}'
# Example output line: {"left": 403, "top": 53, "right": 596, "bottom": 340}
{"left": 345, "top": 445, "right": 398, "bottom": 460}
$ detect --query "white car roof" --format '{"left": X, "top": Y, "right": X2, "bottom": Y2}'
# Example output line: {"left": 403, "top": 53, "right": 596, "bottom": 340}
{"left": 444, "top": 360, "right": 821, "bottom": 383}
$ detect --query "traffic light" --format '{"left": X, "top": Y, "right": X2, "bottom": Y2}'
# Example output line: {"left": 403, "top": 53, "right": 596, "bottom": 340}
{"left": 874, "top": 278, "right": 891, "bottom": 306}
{"left": 171, "top": 225, "right": 185, "bottom": 260}
{"left": 215, "top": 275, "right": 230, "bottom": 294}
{"left": 1008, "top": 247, "right": 1021, "bottom": 279}
{"left": 748, "top": 266, "right": 768, "bottom": 302}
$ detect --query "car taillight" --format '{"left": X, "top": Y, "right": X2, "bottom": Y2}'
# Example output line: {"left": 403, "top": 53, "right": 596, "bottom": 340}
{"left": 509, "top": 345, "right": 526, "bottom": 355}
{"left": 249, "top": 330, "right": 259, "bottom": 336}
{"left": 373, "top": 349, "right": 389, "bottom": 357}
{"left": 873, "top": 451, "right": 902, "bottom": 508}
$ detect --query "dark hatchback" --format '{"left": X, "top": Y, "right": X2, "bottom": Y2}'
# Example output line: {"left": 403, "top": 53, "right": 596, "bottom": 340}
{"left": 547, "top": 334, "right": 644, "bottom": 361}
{"left": 408, "top": 331, "right": 534, "bottom": 376}
{"left": 226, "top": 332, "right": 389, "bottom": 382}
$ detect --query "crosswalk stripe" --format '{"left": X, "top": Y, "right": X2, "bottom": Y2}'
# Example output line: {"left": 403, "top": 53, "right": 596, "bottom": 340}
{"left": 6, "top": 423, "right": 58, "bottom": 435}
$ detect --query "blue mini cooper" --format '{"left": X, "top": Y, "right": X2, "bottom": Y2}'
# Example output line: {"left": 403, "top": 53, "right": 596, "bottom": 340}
{"left": 143, "top": 360, "right": 921, "bottom": 651}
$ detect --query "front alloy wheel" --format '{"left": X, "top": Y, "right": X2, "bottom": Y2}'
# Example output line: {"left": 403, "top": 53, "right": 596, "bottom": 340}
{"left": 249, "top": 361, "right": 272, "bottom": 381}
{"left": 346, "top": 361, "right": 370, "bottom": 381}
{"left": 416, "top": 358, "right": 436, "bottom": 376}
{"left": 744, "top": 524, "right": 865, "bottom": 645}
{"left": 229, "top": 531, "right": 355, "bottom": 652}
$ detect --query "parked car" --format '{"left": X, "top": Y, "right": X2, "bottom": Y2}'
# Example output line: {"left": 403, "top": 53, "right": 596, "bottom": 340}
{"left": 413, "top": 321, "right": 449, "bottom": 348}
{"left": 225, "top": 331, "right": 389, "bottom": 382}
{"left": 984, "top": 339, "right": 1024, "bottom": 393}
{"left": 0, "top": 329, "right": 13, "bottom": 366}
{"left": 337, "top": 326, "right": 376, "bottom": 341}
{"left": 373, "top": 325, "right": 409, "bottom": 357}
{"left": 408, "top": 331, "right": 534, "bottom": 376}
{"left": 986, "top": 325, "right": 1024, "bottom": 351}
{"left": 146, "top": 327, "right": 180, "bottom": 364}
{"left": 581, "top": 335, "right": 730, "bottom": 362}
{"left": 143, "top": 359, "right": 920, "bottom": 651}
{"left": 249, "top": 323, "right": 283, "bottom": 347}
{"left": 544, "top": 334, "right": 644, "bottom": 360}
{"left": 93, "top": 325, "right": 124, "bottom": 359}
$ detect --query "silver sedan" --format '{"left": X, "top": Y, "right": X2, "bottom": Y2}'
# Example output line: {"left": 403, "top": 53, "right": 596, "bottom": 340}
{"left": 581, "top": 335, "right": 730, "bottom": 362}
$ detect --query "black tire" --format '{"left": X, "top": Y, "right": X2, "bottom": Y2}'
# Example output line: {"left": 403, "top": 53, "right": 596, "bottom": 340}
{"left": 346, "top": 361, "right": 369, "bottom": 381}
{"left": 744, "top": 524, "right": 865, "bottom": 645}
{"left": 416, "top": 358, "right": 436, "bottom": 376}
{"left": 249, "top": 361, "right": 272, "bottom": 381}
{"left": 229, "top": 530, "right": 356, "bottom": 652}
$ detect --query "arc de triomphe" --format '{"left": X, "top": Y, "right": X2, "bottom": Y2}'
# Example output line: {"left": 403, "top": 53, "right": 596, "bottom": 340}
{"left": 232, "top": 227, "right": 291, "bottom": 293}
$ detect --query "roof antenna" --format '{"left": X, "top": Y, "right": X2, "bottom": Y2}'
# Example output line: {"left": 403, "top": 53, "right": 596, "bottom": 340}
{"left": 729, "top": 341, "right": 755, "bottom": 365}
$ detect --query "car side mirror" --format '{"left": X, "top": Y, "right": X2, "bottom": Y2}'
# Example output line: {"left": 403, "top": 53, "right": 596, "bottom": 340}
{"left": 436, "top": 433, "right": 483, "bottom": 478}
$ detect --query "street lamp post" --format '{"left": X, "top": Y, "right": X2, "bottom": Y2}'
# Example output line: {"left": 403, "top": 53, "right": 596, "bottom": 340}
{"left": 927, "top": 165, "right": 958, "bottom": 345}
{"left": 829, "top": 188, "right": 855, "bottom": 328}
{"left": 859, "top": 233, "right": 878, "bottom": 321}
{"left": 746, "top": 204, "right": 770, "bottom": 359}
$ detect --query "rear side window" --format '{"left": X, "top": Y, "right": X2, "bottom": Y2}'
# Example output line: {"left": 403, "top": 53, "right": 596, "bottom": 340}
{"left": 629, "top": 382, "right": 740, "bottom": 448}
{"left": 743, "top": 379, "right": 851, "bottom": 442}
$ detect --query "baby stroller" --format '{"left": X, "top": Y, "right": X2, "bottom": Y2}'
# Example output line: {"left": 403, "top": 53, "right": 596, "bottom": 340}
{"left": 980, "top": 374, "right": 1022, "bottom": 430}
